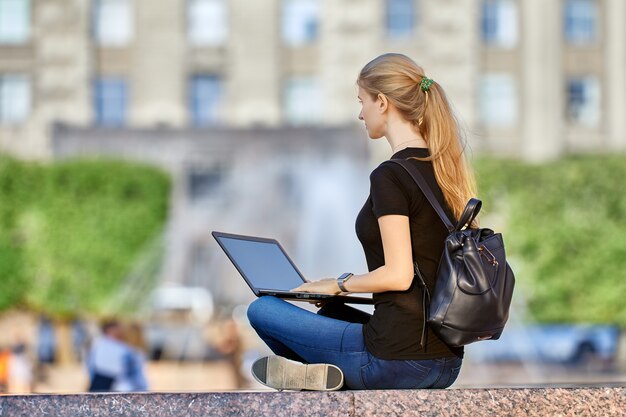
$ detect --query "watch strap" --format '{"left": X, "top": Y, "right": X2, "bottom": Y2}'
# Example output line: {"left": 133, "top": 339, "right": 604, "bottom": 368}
{"left": 337, "top": 273, "right": 353, "bottom": 292}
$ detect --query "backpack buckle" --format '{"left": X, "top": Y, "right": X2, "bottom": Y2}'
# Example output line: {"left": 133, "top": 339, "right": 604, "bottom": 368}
{"left": 479, "top": 245, "right": 498, "bottom": 267}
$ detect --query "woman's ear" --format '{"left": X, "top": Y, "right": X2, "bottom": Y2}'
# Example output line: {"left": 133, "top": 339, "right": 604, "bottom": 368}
{"left": 377, "top": 93, "right": 388, "bottom": 114}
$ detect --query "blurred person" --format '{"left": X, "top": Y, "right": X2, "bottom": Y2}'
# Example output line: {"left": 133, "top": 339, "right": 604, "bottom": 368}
{"left": 247, "top": 53, "right": 473, "bottom": 390}
{"left": 86, "top": 320, "right": 137, "bottom": 392}
{"left": 0, "top": 346, "right": 9, "bottom": 392}
{"left": 36, "top": 316, "right": 56, "bottom": 365}
{"left": 71, "top": 319, "right": 89, "bottom": 362}
{"left": 207, "top": 318, "right": 245, "bottom": 388}
{"left": 112, "top": 322, "right": 149, "bottom": 392}
{"left": 33, "top": 316, "right": 56, "bottom": 387}
{"left": 7, "top": 343, "right": 33, "bottom": 393}
{"left": 207, "top": 319, "right": 241, "bottom": 359}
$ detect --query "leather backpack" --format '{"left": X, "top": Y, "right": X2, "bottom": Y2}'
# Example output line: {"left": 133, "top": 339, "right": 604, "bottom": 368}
{"left": 386, "top": 159, "right": 516, "bottom": 348}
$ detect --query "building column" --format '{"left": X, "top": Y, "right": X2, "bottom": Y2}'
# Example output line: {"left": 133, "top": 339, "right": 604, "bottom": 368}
{"left": 319, "top": 0, "right": 382, "bottom": 125}
{"left": 20, "top": 0, "right": 92, "bottom": 159}
{"left": 605, "top": 0, "right": 626, "bottom": 151}
{"left": 521, "top": 0, "right": 563, "bottom": 162}
{"left": 227, "top": 0, "right": 281, "bottom": 126}
{"left": 421, "top": 0, "right": 479, "bottom": 134}
{"left": 130, "top": 0, "right": 186, "bottom": 127}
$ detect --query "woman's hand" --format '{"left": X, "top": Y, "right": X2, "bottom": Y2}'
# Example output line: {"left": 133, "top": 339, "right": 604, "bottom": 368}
{"left": 292, "top": 278, "right": 341, "bottom": 295}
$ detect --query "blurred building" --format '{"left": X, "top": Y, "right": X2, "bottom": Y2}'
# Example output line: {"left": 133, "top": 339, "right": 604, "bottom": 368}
{"left": 1, "top": 0, "right": 624, "bottom": 161}
{"left": 53, "top": 125, "right": 371, "bottom": 303}
{"left": 1, "top": 0, "right": 626, "bottom": 300}
{"left": 479, "top": 0, "right": 626, "bottom": 159}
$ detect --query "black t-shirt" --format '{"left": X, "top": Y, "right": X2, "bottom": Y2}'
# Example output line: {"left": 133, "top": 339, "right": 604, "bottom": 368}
{"left": 356, "top": 147, "right": 464, "bottom": 360}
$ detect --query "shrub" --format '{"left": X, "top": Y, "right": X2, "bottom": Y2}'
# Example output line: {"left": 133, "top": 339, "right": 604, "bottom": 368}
{"left": 476, "top": 155, "right": 626, "bottom": 325}
{"left": 0, "top": 157, "right": 170, "bottom": 317}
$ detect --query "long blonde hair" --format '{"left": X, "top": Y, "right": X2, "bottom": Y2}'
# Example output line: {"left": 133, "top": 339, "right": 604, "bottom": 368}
{"left": 357, "top": 53, "right": 477, "bottom": 224}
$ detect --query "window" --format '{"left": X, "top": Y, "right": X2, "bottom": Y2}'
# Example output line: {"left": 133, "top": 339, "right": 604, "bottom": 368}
{"left": 0, "top": 74, "right": 31, "bottom": 124}
{"left": 283, "top": 76, "right": 321, "bottom": 125}
{"left": 564, "top": 0, "right": 598, "bottom": 44}
{"left": 386, "top": 0, "right": 415, "bottom": 39}
{"left": 188, "top": 242, "right": 211, "bottom": 285}
{"left": 187, "top": 0, "right": 227, "bottom": 46}
{"left": 189, "top": 75, "right": 222, "bottom": 127}
{"left": 93, "top": 78, "right": 128, "bottom": 127}
{"left": 566, "top": 77, "right": 600, "bottom": 127}
{"left": 481, "top": 0, "right": 518, "bottom": 48}
{"left": 0, "top": 0, "right": 30, "bottom": 44}
{"left": 479, "top": 74, "right": 518, "bottom": 127}
{"left": 93, "top": 0, "right": 133, "bottom": 46}
{"left": 282, "top": 0, "right": 318, "bottom": 46}
{"left": 187, "top": 165, "right": 223, "bottom": 203}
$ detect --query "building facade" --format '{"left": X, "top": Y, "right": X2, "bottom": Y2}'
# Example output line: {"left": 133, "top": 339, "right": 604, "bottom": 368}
{"left": 479, "top": 0, "right": 626, "bottom": 159}
{"left": 0, "top": 0, "right": 625, "bottom": 160}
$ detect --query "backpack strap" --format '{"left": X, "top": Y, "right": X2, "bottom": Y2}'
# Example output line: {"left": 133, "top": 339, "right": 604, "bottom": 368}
{"left": 455, "top": 198, "right": 482, "bottom": 230}
{"left": 384, "top": 159, "right": 456, "bottom": 232}
{"left": 413, "top": 261, "right": 430, "bottom": 350}
{"left": 385, "top": 159, "right": 483, "bottom": 232}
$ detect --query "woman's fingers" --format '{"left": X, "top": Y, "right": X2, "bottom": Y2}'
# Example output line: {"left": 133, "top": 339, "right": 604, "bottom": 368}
{"left": 292, "top": 279, "right": 340, "bottom": 295}
{"left": 292, "top": 281, "right": 323, "bottom": 292}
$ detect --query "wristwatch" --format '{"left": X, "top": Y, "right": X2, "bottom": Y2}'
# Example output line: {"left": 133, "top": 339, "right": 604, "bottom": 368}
{"left": 337, "top": 273, "right": 354, "bottom": 293}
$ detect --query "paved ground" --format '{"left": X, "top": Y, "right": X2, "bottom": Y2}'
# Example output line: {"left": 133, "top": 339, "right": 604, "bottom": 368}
{"left": 26, "top": 361, "right": 626, "bottom": 394}
{"left": 455, "top": 362, "right": 626, "bottom": 388}
{"left": 33, "top": 360, "right": 243, "bottom": 394}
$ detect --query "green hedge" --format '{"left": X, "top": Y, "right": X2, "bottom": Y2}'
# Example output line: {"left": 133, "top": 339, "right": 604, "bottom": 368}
{"left": 0, "top": 157, "right": 170, "bottom": 317}
{"left": 476, "top": 154, "right": 626, "bottom": 326}
{"left": 2, "top": 154, "right": 624, "bottom": 324}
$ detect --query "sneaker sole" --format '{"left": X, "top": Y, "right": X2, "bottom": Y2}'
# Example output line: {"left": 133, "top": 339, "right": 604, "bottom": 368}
{"left": 251, "top": 355, "right": 344, "bottom": 391}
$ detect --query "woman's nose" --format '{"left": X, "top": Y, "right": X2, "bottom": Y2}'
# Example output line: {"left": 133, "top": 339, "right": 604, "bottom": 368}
{"left": 358, "top": 110, "right": 363, "bottom": 121}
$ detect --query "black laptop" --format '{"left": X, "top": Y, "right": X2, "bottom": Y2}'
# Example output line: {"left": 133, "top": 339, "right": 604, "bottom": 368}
{"left": 212, "top": 231, "right": 373, "bottom": 304}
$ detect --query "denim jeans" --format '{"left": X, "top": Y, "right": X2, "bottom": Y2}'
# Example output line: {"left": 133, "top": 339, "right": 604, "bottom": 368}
{"left": 247, "top": 296, "right": 462, "bottom": 390}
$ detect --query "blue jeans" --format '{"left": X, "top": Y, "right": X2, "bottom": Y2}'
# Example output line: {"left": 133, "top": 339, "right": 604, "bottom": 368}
{"left": 247, "top": 296, "right": 462, "bottom": 390}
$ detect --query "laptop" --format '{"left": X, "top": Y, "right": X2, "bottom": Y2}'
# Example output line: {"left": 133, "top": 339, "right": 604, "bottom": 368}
{"left": 212, "top": 231, "right": 373, "bottom": 304}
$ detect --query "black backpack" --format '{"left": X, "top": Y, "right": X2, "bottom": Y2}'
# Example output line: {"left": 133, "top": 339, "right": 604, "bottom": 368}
{"left": 386, "top": 159, "right": 515, "bottom": 348}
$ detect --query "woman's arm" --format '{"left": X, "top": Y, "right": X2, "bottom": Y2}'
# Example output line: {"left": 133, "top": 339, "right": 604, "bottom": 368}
{"left": 292, "top": 214, "right": 415, "bottom": 294}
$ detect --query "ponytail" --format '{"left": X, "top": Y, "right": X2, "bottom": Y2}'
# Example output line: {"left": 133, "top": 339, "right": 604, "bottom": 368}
{"left": 417, "top": 81, "right": 477, "bottom": 224}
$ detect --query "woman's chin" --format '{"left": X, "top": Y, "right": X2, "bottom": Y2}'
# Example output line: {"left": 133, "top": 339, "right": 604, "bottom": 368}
{"left": 363, "top": 126, "right": 383, "bottom": 140}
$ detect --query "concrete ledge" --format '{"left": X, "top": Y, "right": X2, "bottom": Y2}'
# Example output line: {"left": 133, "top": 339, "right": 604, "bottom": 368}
{"left": 1, "top": 388, "right": 625, "bottom": 416}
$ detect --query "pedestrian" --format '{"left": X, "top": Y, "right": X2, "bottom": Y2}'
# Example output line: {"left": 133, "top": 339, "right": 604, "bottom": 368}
{"left": 112, "top": 322, "right": 149, "bottom": 392}
{"left": 247, "top": 53, "right": 475, "bottom": 390}
{"left": 0, "top": 346, "right": 10, "bottom": 392}
{"left": 36, "top": 316, "right": 56, "bottom": 365}
{"left": 86, "top": 320, "right": 138, "bottom": 392}
{"left": 8, "top": 343, "right": 33, "bottom": 393}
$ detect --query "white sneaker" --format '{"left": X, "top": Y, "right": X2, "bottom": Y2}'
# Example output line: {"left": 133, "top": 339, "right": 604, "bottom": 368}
{"left": 251, "top": 355, "right": 344, "bottom": 391}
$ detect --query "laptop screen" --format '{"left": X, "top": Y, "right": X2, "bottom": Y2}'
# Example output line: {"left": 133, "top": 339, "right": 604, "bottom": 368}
{"left": 215, "top": 235, "right": 305, "bottom": 291}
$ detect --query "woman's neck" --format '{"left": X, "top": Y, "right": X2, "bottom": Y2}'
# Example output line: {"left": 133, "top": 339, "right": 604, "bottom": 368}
{"left": 391, "top": 138, "right": 428, "bottom": 154}
{"left": 385, "top": 114, "right": 427, "bottom": 153}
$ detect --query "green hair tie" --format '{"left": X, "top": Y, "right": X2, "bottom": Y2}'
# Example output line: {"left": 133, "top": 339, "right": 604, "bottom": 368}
{"left": 420, "top": 77, "right": 434, "bottom": 92}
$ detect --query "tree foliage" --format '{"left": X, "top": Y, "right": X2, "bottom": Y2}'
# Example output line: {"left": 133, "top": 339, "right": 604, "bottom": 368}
{"left": 0, "top": 157, "right": 170, "bottom": 317}
{"left": 476, "top": 155, "right": 626, "bottom": 325}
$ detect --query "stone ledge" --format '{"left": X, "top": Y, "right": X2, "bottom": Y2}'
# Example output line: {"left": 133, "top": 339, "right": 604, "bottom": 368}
{"left": 1, "top": 388, "right": 625, "bottom": 417}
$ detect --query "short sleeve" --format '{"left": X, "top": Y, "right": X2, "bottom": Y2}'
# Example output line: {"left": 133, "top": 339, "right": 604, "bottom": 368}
{"left": 369, "top": 165, "right": 410, "bottom": 218}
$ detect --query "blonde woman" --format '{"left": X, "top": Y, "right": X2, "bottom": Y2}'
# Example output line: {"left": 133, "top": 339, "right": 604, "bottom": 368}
{"left": 247, "top": 53, "right": 476, "bottom": 390}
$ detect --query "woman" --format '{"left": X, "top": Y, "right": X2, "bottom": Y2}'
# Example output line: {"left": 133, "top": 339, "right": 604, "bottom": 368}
{"left": 247, "top": 53, "right": 476, "bottom": 390}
